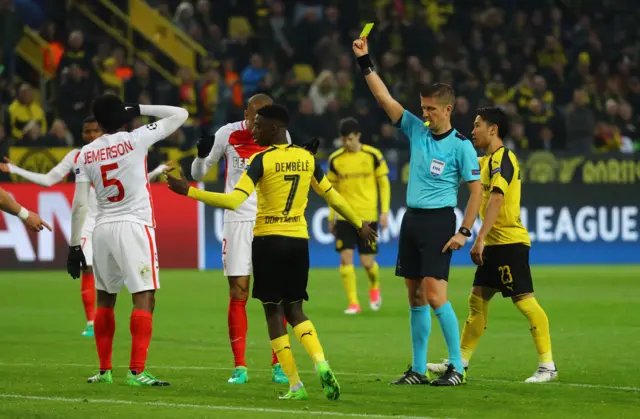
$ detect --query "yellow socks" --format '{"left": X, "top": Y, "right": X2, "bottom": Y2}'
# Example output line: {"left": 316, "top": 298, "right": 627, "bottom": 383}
{"left": 364, "top": 262, "right": 380, "bottom": 290}
{"left": 339, "top": 265, "right": 359, "bottom": 305}
{"left": 515, "top": 298, "right": 553, "bottom": 364}
{"left": 460, "top": 294, "right": 488, "bottom": 362}
{"left": 293, "top": 320, "right": 326, "bottom": 365}
{"left": 271, "top": 334, "right": 301, "bottom": 387}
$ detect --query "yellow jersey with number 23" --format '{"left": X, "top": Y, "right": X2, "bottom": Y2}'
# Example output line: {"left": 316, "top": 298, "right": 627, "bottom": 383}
{"left": 479, "top": 147, "right": 530, "bottom": 246}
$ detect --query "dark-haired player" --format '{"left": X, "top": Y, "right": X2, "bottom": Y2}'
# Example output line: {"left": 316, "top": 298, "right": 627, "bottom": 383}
{"left": 353, "top": 36, "right": 482, "bottom": 386}
{"left": 166, "top": 104, "right": 376, "bottom": 401}
{"left": 428, "top": 107, "right": 557, "bottom": 383}
{"left": 67, "top": 94, "right": 188, "bottom": 386}
{"left": 191, "top": 93, "right": 291, "bottom": 385}
{"left": 328, "top": 117, "right": 390, "bottom": 314}
{"left": 0, "top": 116, "right": 167, "bottom": 337}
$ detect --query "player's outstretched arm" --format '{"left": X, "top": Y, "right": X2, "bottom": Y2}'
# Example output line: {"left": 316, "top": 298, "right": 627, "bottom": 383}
{"left": 353, "top": 37, "right": 404, "bottom": 124}
{"left": 165, "top": 168, "right": 253, "bottom": 210}
{"left": 0, "top": 150, "right": 77, "bottom": 187}
{"left": 313, "top": 179, "right": 378, "bottom": 243}
{"left": 0, "top": 187, "right": 52, "bottom": 232}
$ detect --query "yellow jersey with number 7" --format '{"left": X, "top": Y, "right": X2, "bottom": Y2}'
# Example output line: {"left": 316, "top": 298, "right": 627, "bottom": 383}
{"left": 234, "top": 144, "right": 334, "bottom": 239}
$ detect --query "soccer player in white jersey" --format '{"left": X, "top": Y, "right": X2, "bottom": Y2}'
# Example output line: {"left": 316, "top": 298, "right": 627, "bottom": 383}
{"left": 191, "top": 94, "right": 291, "bottom": 385}
{"left": 66, "top": 94, "right": 188, "bottom": 386}
{"left": 0, "top": 117, "right": 168, "bottom": 338}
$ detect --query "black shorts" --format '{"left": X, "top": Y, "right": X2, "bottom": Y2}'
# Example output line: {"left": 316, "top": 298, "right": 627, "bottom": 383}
{"left": 335, "top": 221, "right": 378, "bottom": 255}
{"left": 473, "top": 243, "right": 533, "bottom": 297}
{"left": 252, "top": 235, "right": 310, "bottom": 304}
{"left": 395, "top": 207, "right": 456, "bottom": 280}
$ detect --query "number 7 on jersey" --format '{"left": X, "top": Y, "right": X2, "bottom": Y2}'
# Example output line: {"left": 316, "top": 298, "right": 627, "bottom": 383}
{"left": 282, "top": 174, "right": 300, "bottom": 215}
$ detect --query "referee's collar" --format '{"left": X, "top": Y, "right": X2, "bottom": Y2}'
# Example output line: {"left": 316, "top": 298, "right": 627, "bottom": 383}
{"left": 431, "top": 128, "right": 454, "bottom": 141}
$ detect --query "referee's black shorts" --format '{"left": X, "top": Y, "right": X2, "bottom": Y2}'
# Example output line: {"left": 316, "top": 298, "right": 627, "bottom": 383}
{"left": 473, "top": 243, "right": 534, "bottom": 297}
{"left": 395, "top": 207, "right": 456, "bottom": 280}
{"left": 252, "top": 235, "right": 310, "bottom": 304}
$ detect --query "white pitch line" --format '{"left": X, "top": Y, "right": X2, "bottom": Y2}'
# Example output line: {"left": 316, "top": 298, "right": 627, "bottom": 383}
{"left": 0, "top": 362, "right": 638, "bottom": 393}
{"left": 0, "top": 394, "right": 449, "bottom": 419}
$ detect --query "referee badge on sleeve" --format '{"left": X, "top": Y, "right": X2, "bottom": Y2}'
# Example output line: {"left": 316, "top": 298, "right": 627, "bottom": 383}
{"left": 430, "top": 159, "right": 446, "bottom": 177}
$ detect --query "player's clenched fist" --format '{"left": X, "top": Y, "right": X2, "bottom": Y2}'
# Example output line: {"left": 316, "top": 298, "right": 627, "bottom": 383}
{"left": 164, "top": 167, "right": 191, "bottom": 196}
{"left": 352, "top": 37, "right": 368, "bottom": 57}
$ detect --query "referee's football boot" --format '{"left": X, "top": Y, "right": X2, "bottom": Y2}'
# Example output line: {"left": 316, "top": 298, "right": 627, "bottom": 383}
{"left": 390, "top": 366, "right": 430, "bottom": 385}
{"left": 428, "top": 358, "right": 469, "bottom": 377}
{"left": 430, "top": 364, "right": 466, "bottom": 386}
{"left": 525, "top": 364, "right": 558, "bottom": 383}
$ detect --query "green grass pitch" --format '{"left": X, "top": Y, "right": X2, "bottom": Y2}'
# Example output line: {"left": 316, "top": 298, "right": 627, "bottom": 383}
{"left": 1, "top": 266, "right": 639, "bottom": 419}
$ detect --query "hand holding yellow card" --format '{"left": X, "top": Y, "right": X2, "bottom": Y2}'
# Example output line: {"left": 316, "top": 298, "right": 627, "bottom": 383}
{"left": 360, "top": 23, "right": 374, "bottom": 38}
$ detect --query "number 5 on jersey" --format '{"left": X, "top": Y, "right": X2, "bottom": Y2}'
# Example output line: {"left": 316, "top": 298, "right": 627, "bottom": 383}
{"left": 101, "top": 163, "right": 125, "bottom": 202}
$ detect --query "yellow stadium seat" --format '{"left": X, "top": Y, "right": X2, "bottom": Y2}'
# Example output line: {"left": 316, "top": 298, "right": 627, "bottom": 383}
{"left": 228, "top": 16, "right": 253, "bottom": 38}
{"left": 293, "top": 64, "right": 315, "bottom": 83}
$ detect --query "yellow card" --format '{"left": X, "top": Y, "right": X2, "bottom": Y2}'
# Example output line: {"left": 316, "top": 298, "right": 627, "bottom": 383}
{"left": 360, "top": 23, "right": 374, "bottom": 38}
{"left": 424, "top": 120, "right": 431, "bottom": 127}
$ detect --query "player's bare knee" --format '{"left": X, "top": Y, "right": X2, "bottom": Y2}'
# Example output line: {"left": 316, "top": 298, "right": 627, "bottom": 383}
{"left": 283, "top": 301, "right": 307, "bottom": 327}
{"left": 263, "top": 303, "right": 287, "bottom": 339}
{"left": 228, "top": 276, "right": 250, "bottom": 300}
{"left": 426, "top": 291, "right": 446, "bottom": 309}
{"left": 97, "top": 290, "right": 117, "bottom": 308}
{"left": 406, "top": 278, "right": 427, "bottom": 307}
{"left": 339, "top": 250, "right": 354, "bottom": 266}
{"left": 360, "top": 255, "right": 375, "bottom": 270}
{"left": 83, "top": 265, "right": 93, "bottom": 274}
{"left": 132, "top": 290, "right": 155, "bottom": 313}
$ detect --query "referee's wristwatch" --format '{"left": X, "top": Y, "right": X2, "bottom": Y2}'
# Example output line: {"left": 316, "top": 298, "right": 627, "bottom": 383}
{"left": 458, "top": 227, "right": 472, "bottom": 237}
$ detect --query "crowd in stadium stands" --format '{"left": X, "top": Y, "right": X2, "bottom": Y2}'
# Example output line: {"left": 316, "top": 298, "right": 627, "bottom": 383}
{"left": 1, "top": 0, "right": 639, "bottom": 161}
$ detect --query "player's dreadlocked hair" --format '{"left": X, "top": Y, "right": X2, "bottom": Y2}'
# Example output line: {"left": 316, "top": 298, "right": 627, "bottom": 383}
{"left": 477, "top": 107, "right": 510, "bottom": 140}
{"left": 256, "top": 104, "right": 290, "bottom": 126}
{"left": 339, "top": 117, "right": 360, "bottom": 137}
{"left": 420, "top": 82, "right": 455, "bottom": 106}
{"left": 91, "top": 94, "right": 130, "bottom": 133}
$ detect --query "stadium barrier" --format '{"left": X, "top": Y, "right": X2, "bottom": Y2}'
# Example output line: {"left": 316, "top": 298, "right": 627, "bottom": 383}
{"left": 202, "top": 181, "right": 640, "bottom": 269}
{"left": 2, "top": 152, "right": 639, "bottom": 270}
{"left": 0, "top": 183, "right": 199, "bottom": 270}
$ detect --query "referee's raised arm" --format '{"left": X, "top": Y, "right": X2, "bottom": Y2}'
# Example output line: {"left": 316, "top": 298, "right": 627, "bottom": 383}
{"left": 352, "top": 37, "right": 404, "bottom": 124}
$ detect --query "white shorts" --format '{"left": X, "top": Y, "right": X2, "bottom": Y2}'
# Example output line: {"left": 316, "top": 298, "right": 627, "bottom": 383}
{"left": 80, "top": 233, "right": 93, "bottom": 266}
{"left": 222, "top": 221, "right": 254, "bottom": 277}
{"left": 92, "top": 221, "right": 160, "bottom": 294}
{"left": 80, "top": 218, "right": 96, "bottom": 266}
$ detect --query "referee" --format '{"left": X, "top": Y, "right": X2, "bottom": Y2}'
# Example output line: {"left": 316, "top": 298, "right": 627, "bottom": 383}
{"left": 353, "top": 37, "right": 482, "bottom": 386}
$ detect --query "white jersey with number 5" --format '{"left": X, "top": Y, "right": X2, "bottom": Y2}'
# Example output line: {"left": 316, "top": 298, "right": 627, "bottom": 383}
{"left": 76, "top": 122, "right": 170, "bottom": 228}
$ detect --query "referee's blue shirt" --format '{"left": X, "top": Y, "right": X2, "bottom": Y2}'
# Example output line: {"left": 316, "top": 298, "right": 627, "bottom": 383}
{"left": 395, "top": 110, "right": 480, "bottom": 209}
